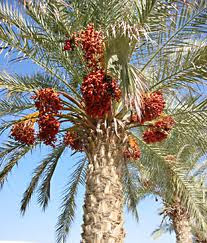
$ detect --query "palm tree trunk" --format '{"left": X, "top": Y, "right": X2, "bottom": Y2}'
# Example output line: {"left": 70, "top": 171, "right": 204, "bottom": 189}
{"left": 172, "top": 215, "right": 193, "bottom": 243}
{"left": 171, "top": 199, "right": 193, "bottom": 243}
{"left": 194, "top": 234, "right": 207, "bottom": 243}
{"left": 81, "top": 134, "right": 125, "bottom": 243}
{"left": 195, "top": 238, "right": 207, "bottom": 243}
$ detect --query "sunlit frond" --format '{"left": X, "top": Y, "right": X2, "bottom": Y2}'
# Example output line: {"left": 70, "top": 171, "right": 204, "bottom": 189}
{"left": 0, "top": 140, "right": 36, "bottom": 188}
{"left": 37, "top": 144, "right": 67, "bottom": 210}
{"left": 56, "top": 157, "right": 87, "bottom": 243}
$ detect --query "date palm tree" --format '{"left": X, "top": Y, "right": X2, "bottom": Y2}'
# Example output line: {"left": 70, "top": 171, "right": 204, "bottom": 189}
{"left": 0, "top": 0, "right": 207, "bottom": 242}
{"left": 152, "top": 175, "right": 207, "bottom": 243}
{"left": 130, "top": 124, "right": 207, "bottom": 243}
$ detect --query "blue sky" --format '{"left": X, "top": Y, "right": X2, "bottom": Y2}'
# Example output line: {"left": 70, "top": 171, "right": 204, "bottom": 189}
{"left": 0, "top": 50, "right": 175, "bottom": 243}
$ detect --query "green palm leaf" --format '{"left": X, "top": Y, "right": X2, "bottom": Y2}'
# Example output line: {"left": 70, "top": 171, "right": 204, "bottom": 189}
{"left": 37, "top": 144, "right": 67, "bottom": 210}
{"left": 56, "top": 157, "right": 87, "bottom": 243}
{"left": 0, "top": 141, "right": 36, "bottom": 188}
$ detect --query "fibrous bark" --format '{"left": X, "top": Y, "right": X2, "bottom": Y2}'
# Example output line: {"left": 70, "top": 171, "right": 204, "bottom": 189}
{"left": 195, "top": 238, "right": 207, "bottom": 243}
{"left": 170, "top": 199, "right": 193, "bottom": 243}
{"left": 81, "top": 133, "right": 126, "bottom": 243}
{"left": 194, "top": 233, "right": 207, "bottom": 243}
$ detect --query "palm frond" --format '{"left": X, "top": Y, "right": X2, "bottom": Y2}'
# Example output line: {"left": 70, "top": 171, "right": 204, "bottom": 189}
{"left": 20, "top": 148, "right": 58, "bottom": 214}
{"left": 0, "top": 140, "right": 24, "bottom": 167}
{"left": 37, "top": 144, "right": 67, "bottom": 210}
{"left": 132, "top": 133, "right": 207, "bottom": 232}
{"left": 0, "top": 140, "right": 36, "bottom": 188}
{"left": 56, "top": 157, "right": 87, "bottom": 243}
{"left": 0, "top": 97, "right": 33, "bottom": 118}
{"left": 71, "top": 0, "right": 131, "bottom": 28}
{"left": 124, "top": 161, "right": 155, "bottom": 221}
{"left": 191, "top": 160, "right": 207, "bottom": 178}
{"left": 134, "top": 136, "right": 169, "bottom": 183}
{"left": 141, "top": 1, "right": 207, "bottom": 72}
{"left": 18, "top": 0, "right": 72, "bottom": 35}
{"left": 0, "top": 71, "right": 36, "bottom": 94}
{"left": 0, "top": 2, "right": 80, "bottom": 97}
{"left": 151, "top": 220, "right": 174, "bottom": 240}
{"left": 0, "top": 119, "right": 18, "bottom": 136}
{"left": 149, "top": 42, "right": 207, "bottom": 91}
{"left": 0, "top": 72, "right": 70, "bottom": 96}
{"left": 123, "top": 163, "right": 140, "bottom": 221}
{"left": 132, "top": 0, "right": 173, "bottom": 34}
{"left": 169, "top": 164, "right": 207, "bottom": 232}
{"left": 167, "top": 97, "right": 207, "bottom": 152}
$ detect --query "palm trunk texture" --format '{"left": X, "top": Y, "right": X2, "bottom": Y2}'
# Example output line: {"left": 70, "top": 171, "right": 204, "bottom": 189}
{"left": 196, "top": 239, "right": 207, "bottom": 243}
{"left": 171, "top": 199, "right": 193, "bottom": 243}
{"left": 195, "top": 234, "right": 207, "bottom": 243}
{"left": 81, "top": 133, "right": 126, "bottom": 243}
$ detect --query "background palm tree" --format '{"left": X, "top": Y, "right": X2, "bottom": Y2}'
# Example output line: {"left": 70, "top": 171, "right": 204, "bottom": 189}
{"left": 0, "top": 0, "right": 207, "bottom": 242}
{"left": 131, "top": 128, "right": 207, "bottom": 243}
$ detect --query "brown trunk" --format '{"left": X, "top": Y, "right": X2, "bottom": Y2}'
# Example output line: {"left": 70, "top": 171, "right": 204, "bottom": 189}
{"left": 170, "top": 199, "right": 193, "bottom": 243}
{"left": 81, "top": 133, "right": 126, "bottom": 243}
{"left": 195, "top": 239, "right": 207, "bottom": 243}
{"left": 194, "top": 234, "right": 207, "bottom": 243}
